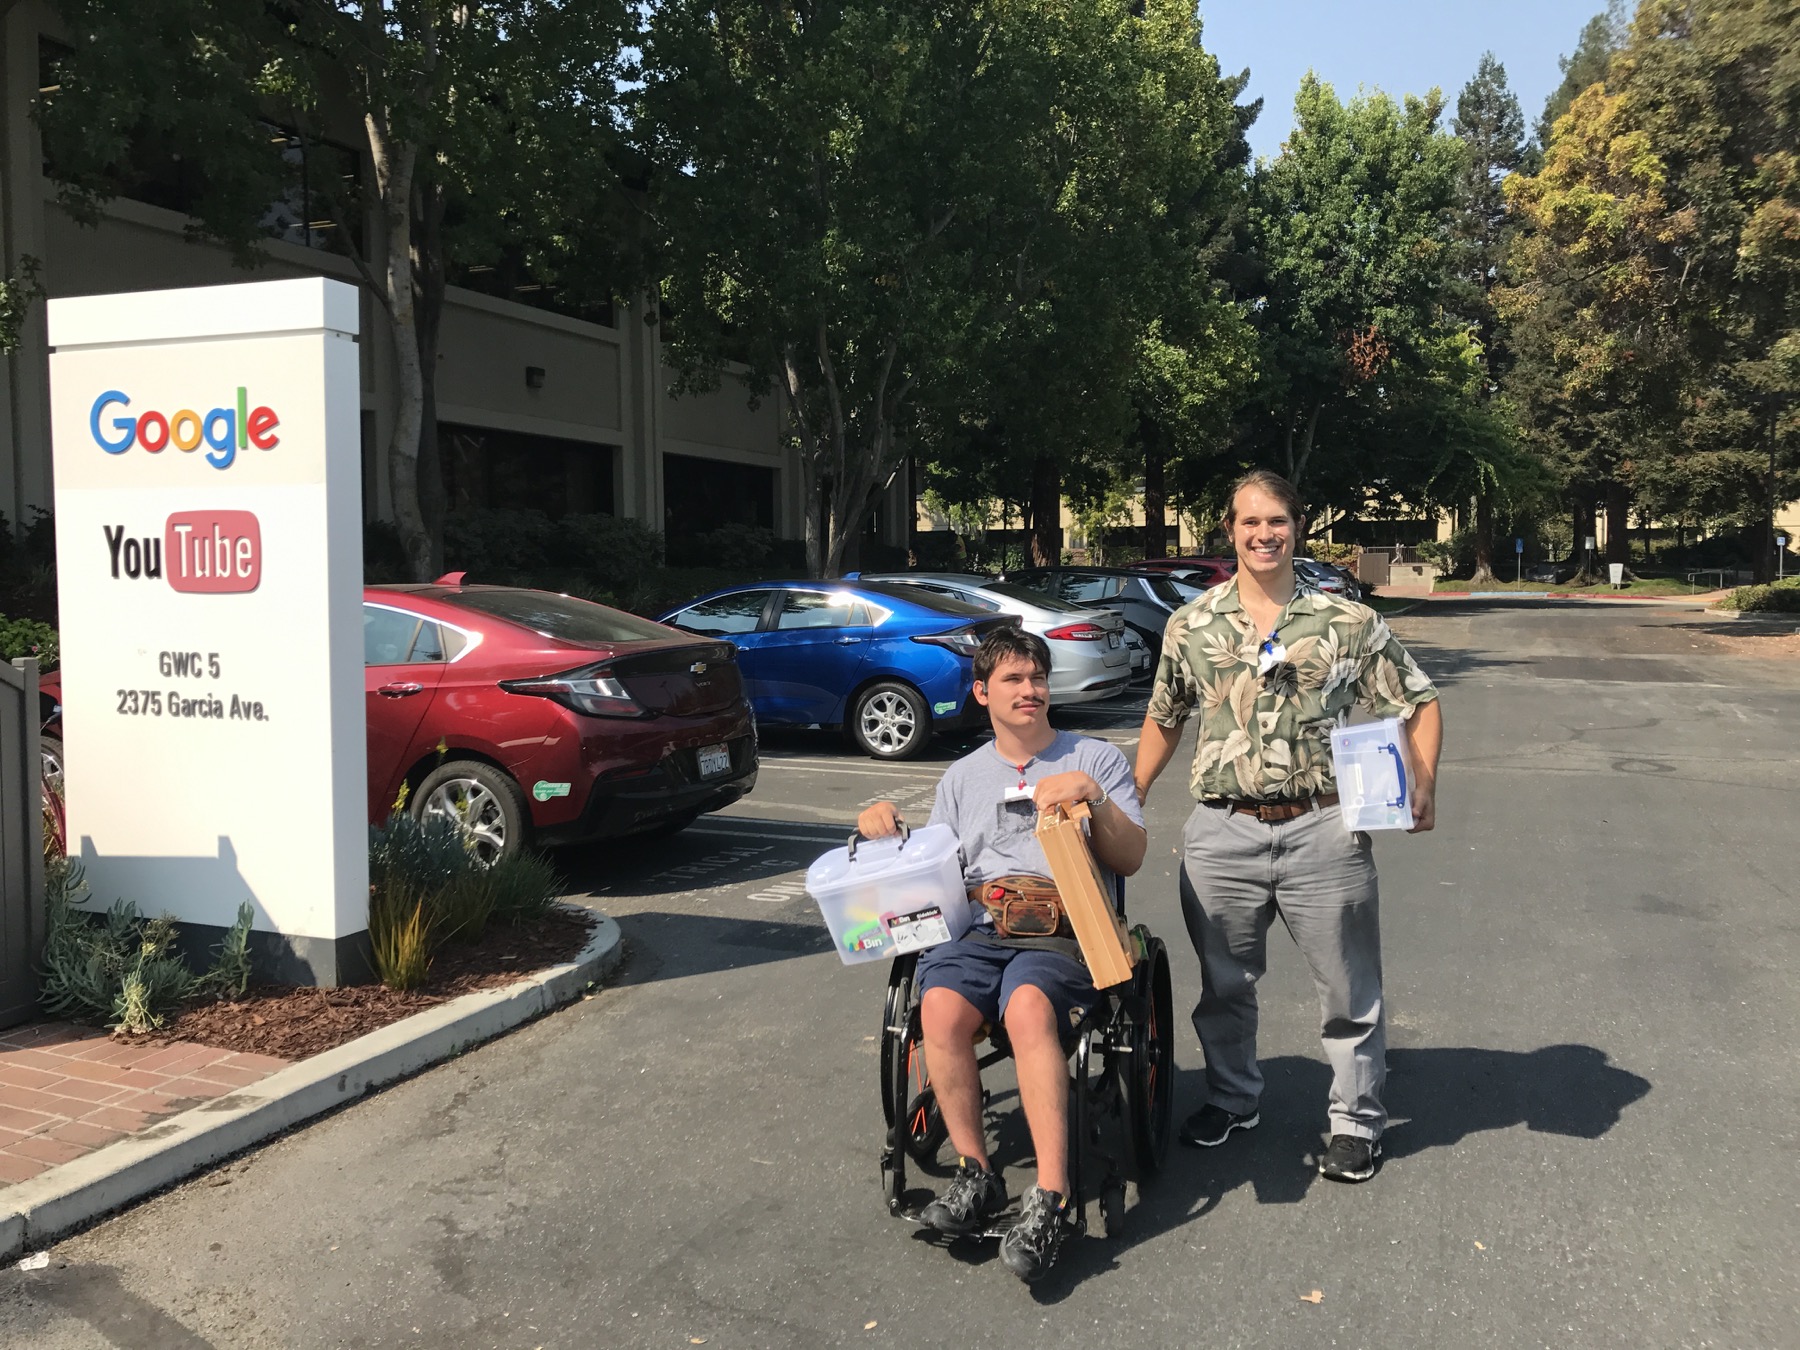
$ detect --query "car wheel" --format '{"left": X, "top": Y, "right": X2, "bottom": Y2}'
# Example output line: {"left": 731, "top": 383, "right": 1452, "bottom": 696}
{"left": 850, "top": 682, "right": 930, "bottom": 760}
{"left": 413, "top": 760, "right": 529, "bottom": 865}
{"left": 40, "top": 735, "right": 64, "bottom": 792}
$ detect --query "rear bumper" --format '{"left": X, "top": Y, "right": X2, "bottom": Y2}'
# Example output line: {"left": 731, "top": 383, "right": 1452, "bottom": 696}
{"left": 933, "top": 690, "right": 988, "bottom": 733}
{"left": 1052, "top": 674, "right": 1132, "bottom": 705}
{"left": 538, "top": 733, "right": 759, "bottom": 845}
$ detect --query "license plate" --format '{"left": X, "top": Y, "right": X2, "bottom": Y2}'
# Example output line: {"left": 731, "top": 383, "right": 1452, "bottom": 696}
{"left": 697, "top": 743, "right": 731, "bottom": 778}
{"left": 1107, "top": 632, "right": 1121, "bottom": 648}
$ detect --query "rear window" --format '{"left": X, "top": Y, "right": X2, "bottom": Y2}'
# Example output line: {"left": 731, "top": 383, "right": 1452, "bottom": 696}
{"left": 1140, "top": 576, "right": 1185, "bottom": 605}
{"left": 854, "top": 581, "right": 991, "bottom": 618}
{"left": 443, "top": 589, "right": 675, "bottom": 644}
{"left": 979, "top": 581, "right": 1085, "bottom": 613}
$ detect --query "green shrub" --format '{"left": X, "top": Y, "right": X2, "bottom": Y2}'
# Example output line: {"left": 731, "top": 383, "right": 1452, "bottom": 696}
{"left": 690, "top": 522, "right": 776, "bottom": 569}
{"left": 38, "top": 860, "right": 255, "bottom": 1032}
{"left": 0, "top": 613, "right": 57, "bottom": 669}
{"left": 484, "top": 851, "right": 561, "bottom": 926}
{"left": 1716, "top": 578, "right": 1800, "bottom": 613}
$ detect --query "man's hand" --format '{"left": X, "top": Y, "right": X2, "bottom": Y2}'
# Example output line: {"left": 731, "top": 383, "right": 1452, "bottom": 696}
{"left": 1407, "top": 778, "right": 1436, "bottom": 833}
{"left": 1032, "top": 771, "right": 1101, "bottom": 815}
{"left": 857, "top": 801, "right": 906, "bottom": 839}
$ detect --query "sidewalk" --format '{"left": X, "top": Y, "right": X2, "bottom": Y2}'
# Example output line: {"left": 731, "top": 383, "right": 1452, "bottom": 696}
{"left": 0, "top": 908, "right": 621, "bottom": 1260}
{"left": 0, "top": 1025, "right": 287, "bottom": 1185}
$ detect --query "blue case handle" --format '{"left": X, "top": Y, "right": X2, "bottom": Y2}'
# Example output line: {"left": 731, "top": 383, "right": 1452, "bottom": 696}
{"left": 1382, "top": 743, "right": 1407, "bottom": 809}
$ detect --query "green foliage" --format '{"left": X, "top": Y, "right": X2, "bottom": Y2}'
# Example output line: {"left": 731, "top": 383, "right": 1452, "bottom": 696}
{"left": 366, "top": 810, "right": 562, "bottom": 990}
{"left": 0, "top": 255, "right": 44, "bottom": 355}
{"left": 1716, "top": 578, "right": 1800, "bottom": 612}
{"left": 441, "top": 509, "right": 665, "bottom": 602}
{"left": 39, "top": 861, "right": 256, "bottom": 1032}
{"left": 0, "top": 614, "right": 57, "bottom": 670}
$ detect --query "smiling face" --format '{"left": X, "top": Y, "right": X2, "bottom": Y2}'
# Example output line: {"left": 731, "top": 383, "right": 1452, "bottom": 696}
{"left": 973, "top": 652, "right": 1049, "bottom": 735}
{"left": 1228, "top": 484, "right": 1299, "bottom": 584}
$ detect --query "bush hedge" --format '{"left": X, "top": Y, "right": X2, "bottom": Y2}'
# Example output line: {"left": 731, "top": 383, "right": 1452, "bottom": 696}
{"left": 1716, "top": 577, "right": 1800, "bottom": 613}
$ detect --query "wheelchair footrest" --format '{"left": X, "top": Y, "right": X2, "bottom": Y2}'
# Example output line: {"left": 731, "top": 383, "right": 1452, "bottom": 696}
{"left": 893, "top": 1201, "right": 1087, "bottom": 1243}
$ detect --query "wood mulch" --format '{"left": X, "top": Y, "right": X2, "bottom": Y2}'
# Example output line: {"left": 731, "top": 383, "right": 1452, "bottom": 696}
{"left": 123, "top": 908, "right": 598, "bottom": 1063}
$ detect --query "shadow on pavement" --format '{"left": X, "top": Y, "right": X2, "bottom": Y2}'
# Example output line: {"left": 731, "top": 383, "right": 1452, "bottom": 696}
{"left": 609, "top": 908, "right": 834, "bottom": 984}
{"left": 1032, "top": 1043, "right": 1650, "bottom": 1301}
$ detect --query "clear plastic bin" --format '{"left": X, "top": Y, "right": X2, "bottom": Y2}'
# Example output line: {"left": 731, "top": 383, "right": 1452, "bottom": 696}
{"left": 805, "top": 824, "right": 971, "bottom": 966}
{"left": 1329, "top": 718, "right": 1415, "bottom": 832}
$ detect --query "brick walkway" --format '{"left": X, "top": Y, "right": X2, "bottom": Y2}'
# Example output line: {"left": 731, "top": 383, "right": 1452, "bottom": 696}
{"left": 0, "top": 1023, "right": 288, "bottom": 1185}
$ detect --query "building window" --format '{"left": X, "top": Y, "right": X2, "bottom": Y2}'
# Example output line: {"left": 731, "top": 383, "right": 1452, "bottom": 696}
{"left": 451, "top": 250, "right": 615, "bottom": 327}
{"left": 663, "top": 453, "right": 776, "bottom": 563}
{"left": 441, "top": 423, "right": 616, "bottom": 519}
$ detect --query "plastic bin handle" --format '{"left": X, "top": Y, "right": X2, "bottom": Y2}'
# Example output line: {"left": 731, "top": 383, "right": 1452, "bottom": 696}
{"left": 1382, "top": 743, "right": 1407, "bottom": 809}
{"left": 847, "top": 820, "right": 909, "bottom": 860}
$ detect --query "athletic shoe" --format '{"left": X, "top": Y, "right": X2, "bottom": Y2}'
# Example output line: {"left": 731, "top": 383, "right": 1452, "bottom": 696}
{"left": 1178, "top": 1103, "right": 1260, "bottom": 1148}
{"left": 999, "top": 1185, "right": 1068, "bottom": 1283}
{"left": 1318, "top": 1134, "right": 1381, "bottom": 1182}
{"left": 920, "top": 1157, "right": 1007, "bottom": 1235}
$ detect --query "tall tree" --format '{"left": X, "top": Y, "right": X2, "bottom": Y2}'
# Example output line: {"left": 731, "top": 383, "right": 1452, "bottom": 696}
{"left": 1450, "top": 53, "right": 1527, "bottom": 581}
{"left": 1235, "top": 76, "right": 1464, "bottom": 527}
{"left": 1536, "top": 1, "right": 1628, "bottom": 148}
{"left": 38, "top": 1, "right": 633, "bottom": 579}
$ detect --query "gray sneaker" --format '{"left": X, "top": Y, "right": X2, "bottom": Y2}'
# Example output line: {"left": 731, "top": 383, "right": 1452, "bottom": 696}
{"left": 999, "top": 1185, "right": 1069, "bottom": 1282}
{"left": 920, "top": 1157, "right": 1006, "bottom": 1235}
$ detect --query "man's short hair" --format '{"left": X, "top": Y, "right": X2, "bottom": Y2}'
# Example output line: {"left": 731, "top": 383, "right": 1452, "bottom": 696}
{"left": 974, "top": 627, "right": 1052, "bottom": 685}
{"left": 1222, "top": 469, "right": 1306, "bottom": 530}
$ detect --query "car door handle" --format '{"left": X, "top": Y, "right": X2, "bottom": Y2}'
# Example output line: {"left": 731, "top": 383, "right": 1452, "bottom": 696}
{"left": 835, "top": 636, "right": 862, "bottom": 645}
{"left": 378, "top": 682, "right": 424, "bottom": 698}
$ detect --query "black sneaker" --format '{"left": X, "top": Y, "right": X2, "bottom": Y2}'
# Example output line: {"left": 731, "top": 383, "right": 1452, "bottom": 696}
{"left": 1318, "top": 1134, "right": 1381, "bottom": 1182}
{"left": 920, "top": 1157, "right": 1007, "bottom": 1235}
{"left": 999, "top": 1185, "right": 1068, "bottom": 1283}
{"left": 1178, "top": 1103, "right": 1260, "bottom": 1148}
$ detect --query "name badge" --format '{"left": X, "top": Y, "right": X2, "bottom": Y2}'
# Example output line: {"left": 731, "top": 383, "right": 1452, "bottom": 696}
{"left": 1003, "top": 784, "right": 1035, "bottom": 803}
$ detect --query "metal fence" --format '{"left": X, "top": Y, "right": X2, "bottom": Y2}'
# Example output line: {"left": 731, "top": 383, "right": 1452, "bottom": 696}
{"left": 0, "top": 657, "right": 45, "bottom": 1029}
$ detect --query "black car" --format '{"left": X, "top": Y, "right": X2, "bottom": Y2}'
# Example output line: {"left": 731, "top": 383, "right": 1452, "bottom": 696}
{"left": 1524, "top": 559, "right": 1576, "bottom": 584}
{"left": 1003, "top": 566, "right": 1188, "bottom": 659}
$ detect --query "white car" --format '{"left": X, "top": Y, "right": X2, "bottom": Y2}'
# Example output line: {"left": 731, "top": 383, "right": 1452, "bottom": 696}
{"left": 856, "top": 572, "right": 1133, "bottom": 705}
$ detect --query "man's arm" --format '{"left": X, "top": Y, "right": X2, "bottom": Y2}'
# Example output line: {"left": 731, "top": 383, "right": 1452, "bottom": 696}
{"left": 1031, "top": 772, "right": 1148, "bottom": 877}
{"left": 1404, "top": 698, "right": 1442, "bottom": 834}
{"left": 1133, "top": 716, "right": 1184, "bottom": 805}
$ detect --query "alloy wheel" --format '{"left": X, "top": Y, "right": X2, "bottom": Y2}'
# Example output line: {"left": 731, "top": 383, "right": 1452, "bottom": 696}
{"left": 421, "top": 776, "right": 508, "bottom": 864}
{"left": 859, "top": 690, "right": 918, "bottom": 755}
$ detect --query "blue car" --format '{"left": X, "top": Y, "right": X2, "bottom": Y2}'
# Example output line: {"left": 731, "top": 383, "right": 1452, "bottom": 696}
{"left": 658, "top": 581, "right": 1015, "bottom": 759}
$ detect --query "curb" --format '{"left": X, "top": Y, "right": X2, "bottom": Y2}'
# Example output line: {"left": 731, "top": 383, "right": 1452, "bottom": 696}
{"left": 0, "top": 907, "right": 622, "bottom": 1263}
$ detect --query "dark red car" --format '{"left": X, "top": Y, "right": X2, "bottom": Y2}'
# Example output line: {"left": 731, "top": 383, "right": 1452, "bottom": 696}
{"left": 38, "top": 579, "right": 758, "bottom": 862}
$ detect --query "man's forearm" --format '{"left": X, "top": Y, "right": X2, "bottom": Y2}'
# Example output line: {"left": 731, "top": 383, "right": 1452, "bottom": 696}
{"left": 1090, "top": 800, "right": 1147, "bottom": 877}
{"left": 1133, "top": 717, "right": 1184, "bottom": 802}
{"left": 1406, "top": 699, "right": 1443, "bottom": 787}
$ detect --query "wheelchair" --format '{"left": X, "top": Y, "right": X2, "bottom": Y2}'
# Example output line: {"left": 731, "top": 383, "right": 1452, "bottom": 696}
{"left": 878, "top": 881, "right": 1175, "bottom": 1241}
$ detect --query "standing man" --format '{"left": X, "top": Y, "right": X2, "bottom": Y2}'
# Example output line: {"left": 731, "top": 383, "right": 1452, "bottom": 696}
{"left": 1134, "top": 471, "right": 1442, "bottom": 1183}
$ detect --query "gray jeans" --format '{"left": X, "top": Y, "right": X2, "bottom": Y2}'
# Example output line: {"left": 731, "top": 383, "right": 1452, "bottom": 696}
{"left": 1178, "top": 801, "right": 1386, "bottom": 1140}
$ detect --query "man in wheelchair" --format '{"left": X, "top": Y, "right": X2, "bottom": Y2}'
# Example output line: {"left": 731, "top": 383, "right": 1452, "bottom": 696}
{"left": 857, "top": 628, "right": 1146, "bottom": 1281}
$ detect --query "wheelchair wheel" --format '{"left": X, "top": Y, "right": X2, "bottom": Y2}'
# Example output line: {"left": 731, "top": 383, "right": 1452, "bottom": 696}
{"left": 880, "top": 955, "right": 919, "bottom": 1128}
{"left": 902, "top": 1083, "right": 948, "bottom": 1163}
{"left": 1128, "top": 932, "right": 1175, "bottom": 1175}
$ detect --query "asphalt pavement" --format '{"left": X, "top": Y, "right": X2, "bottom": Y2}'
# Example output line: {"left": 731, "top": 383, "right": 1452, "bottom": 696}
{"left": 3, "top": 599, "right": 1797, "bottom": 1349}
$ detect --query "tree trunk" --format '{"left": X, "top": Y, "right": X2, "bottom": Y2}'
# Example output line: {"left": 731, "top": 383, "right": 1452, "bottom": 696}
{"left": 1469, "top": 487, "right": 1496, "bottom": 584}
{"left": 1142, "top": 422, "right": 1167, "bottom": 561}
{"left": 1604, "top": 479, "right": 1630, "bottom": 568}
{"left": 413, "top": 180, "right": 448, "bottom": 575}
{"left": 1028, "top": 454, "right": 1062, "bottom": 567}
{"left": 366, "top": 113, "right": 430, "bottom": 581}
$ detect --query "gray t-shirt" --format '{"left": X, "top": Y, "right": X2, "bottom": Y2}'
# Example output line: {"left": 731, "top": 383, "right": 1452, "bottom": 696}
{"left": 925, "top": 732, "right": 1144, "bottom": 922}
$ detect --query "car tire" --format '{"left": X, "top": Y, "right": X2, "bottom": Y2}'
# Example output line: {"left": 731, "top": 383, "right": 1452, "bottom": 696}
{"left": 40, "top": 734, "right": 64, "bottom": 792}
{"left": 850, "top": 681, "right": 931, "bottom": 760}
{"left": 413, "top": 759, "right": 529, "bottom": 866}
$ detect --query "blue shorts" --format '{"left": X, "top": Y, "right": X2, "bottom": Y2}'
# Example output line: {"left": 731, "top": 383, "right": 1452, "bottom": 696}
{"left": 916, "top": 936, "right": 1099, "bottom": 1037}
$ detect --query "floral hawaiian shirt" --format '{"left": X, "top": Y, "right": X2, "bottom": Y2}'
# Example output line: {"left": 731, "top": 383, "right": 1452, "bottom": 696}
{"left": 1146, "top": 575, "right": 1439, "bottom": 803}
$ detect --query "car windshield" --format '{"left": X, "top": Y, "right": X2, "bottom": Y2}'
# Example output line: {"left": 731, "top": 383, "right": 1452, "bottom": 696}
{"left": 975, "top": 581, "right": 1086, "bottom": 613}
{"left": 441, "top": 588, "right": 676, "bottom": 644}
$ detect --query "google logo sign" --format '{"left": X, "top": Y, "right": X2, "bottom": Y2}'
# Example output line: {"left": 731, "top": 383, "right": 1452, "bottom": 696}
{"left": 89, "top": 388, "right": 280, "bottom": 470}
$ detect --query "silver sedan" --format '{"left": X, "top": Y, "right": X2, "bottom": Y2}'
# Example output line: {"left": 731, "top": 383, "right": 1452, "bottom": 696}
{"left": 857, "top": 572, "right": 1133, "bottom": 705}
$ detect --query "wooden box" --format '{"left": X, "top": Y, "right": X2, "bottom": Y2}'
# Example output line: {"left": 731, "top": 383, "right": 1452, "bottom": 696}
{"left": 1036, "top": 801, "right": 1136, "bottom": 989}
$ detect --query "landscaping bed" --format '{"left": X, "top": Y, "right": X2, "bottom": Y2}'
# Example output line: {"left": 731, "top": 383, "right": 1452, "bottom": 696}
{"left": 125, "top": 906, "right": 597, "bottom": 1062}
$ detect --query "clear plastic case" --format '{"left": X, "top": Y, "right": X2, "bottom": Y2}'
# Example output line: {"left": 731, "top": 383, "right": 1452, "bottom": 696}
{"left": 1329, "top": 718, "right": 1415, "bottom": 832}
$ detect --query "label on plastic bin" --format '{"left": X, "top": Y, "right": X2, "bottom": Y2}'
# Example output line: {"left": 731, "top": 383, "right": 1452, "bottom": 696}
{"left": 885, "top": 904, "right": 952, "bottom": 953}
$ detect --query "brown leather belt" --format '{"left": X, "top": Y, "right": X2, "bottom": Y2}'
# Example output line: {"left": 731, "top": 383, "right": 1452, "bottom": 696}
{"left": 1209, "top": 792, "right": 1340, "bottom": 823}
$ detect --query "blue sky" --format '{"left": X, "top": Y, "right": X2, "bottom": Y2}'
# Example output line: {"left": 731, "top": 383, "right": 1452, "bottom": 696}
{"left": 1198, "top": 0, "right": 1604, "bottom": 160}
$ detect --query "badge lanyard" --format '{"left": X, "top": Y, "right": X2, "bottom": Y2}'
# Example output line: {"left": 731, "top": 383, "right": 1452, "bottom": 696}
{"left": 1257, "top": 624, "right": 1287, "bottom": 675}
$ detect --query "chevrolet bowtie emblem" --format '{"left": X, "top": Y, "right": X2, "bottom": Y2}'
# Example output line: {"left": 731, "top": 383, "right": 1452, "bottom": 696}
{"left": 690, "top": 661, "right": 708, "bottom": 675}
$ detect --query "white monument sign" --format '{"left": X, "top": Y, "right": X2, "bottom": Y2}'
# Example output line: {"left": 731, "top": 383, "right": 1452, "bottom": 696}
{"left": 48, "top": 279, "right": 369, "bottom": 984}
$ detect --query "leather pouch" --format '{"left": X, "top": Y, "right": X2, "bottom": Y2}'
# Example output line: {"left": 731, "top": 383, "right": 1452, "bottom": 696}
{"left": 976, "top": 874, "right": 1071, "bottom": 938}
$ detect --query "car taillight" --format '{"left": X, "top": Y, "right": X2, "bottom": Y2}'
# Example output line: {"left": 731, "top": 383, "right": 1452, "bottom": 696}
{"left": 912, "top": 628, "right": 985, "bottom": 658}
{"left": 1044, "top": 621, "right": 1108, "bottom": 641}
{"left": 499, "top": 663, "right": 645, "bottom": 718}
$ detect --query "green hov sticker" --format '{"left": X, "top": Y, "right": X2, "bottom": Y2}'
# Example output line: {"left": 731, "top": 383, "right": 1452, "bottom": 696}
{"left": 532, "top": 781, "right": 572, "bottom": 802}
{"left": 933, "top": 701, "right": 957, "bottom": 715}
